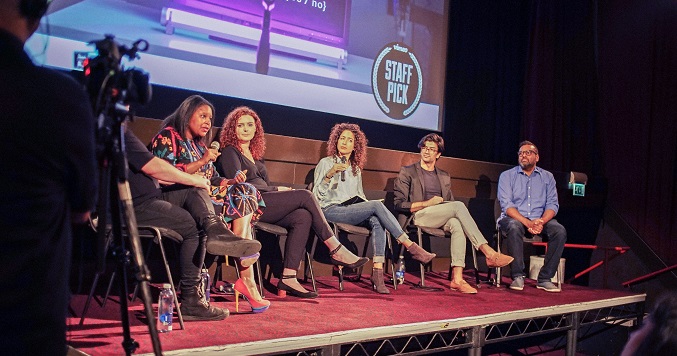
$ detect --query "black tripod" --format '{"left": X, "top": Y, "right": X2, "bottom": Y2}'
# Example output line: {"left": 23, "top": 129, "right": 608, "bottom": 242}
{"left": 95, "top": 114, "right": 162, "bottom": 355}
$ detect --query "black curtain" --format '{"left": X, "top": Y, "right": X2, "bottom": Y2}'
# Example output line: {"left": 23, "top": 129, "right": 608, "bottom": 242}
{"left": 445, "top": 0, "right": 529, "bottom": 164}
{"left": 445, "top": 0, "right": 677, "bottom": 266}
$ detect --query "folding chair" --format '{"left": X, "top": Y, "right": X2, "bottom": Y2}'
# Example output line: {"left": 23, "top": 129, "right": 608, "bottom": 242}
{"left": 80, "top": 221, "right": 185, "bottom": 330}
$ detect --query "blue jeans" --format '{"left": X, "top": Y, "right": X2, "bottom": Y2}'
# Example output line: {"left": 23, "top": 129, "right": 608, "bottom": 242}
{"left": 323, "top": 201, "right": 405, "bottom": 263}
{"left": 498, "top": 217, "right": 567, "bottom": 282}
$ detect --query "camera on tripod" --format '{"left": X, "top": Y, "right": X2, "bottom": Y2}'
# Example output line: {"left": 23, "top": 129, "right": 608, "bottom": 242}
{"left": 83, "top": 34, "right": 151, "bottom": 117}
{"left": 82, "top": 35, "right": 164, "bottom": 354}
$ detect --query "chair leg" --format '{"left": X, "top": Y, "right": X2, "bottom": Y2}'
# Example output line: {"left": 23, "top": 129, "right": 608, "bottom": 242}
{"left": 156, "top": 234, "right": 184, "bottom": 330}
{"left": 471, "top": 246, "right": 480, "bottom": 287}
{"left": 333, "top": 225, "right": 345, "bottom": 291}
{"left": 386, "top": 232, "right": 397, "bottom": 290}
{"left": 412, "top": 228, "right": 443, "bottom": 292}
{"left": 417, "top": 228, "right": 427, "bottom": 287}
{"left": 251, "top": 227, "right": 265, "bottom": 298}
{"left": 255, "top": 259, "right": 265, "bottom": 298}
{"left": 304, "top": 236, "right": 319, "bottom": 286}
{"left": 305, "top": 251, "right": 317, "bottom": 293}
{"left": 493, "top": 229, "right": 503, "bottom": 288}
{"left": 212, "top": 258, "right": 223, "bottom": 289}
{"left": 338, "top": 266, "right": 344, "bottom": 291}
{"left": 131, "top": 238, "right": 156, "bottom": 302}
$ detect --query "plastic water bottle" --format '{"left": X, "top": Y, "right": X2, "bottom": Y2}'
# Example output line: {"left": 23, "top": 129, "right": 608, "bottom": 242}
{"left": 395, "top": 255, "right": 406, "bottom": 285}
{"left": 157, "top": 284, "right": 174, "bottom": 333}
{"left": 200, "top": 268, "right": 211, "bottom": 302}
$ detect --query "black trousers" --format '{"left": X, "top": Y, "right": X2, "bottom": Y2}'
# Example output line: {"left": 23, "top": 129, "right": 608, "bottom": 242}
{"left": 259, "top": 190, "right": 334, "bottom": 270}
{"left": 134, "top": 187, "right": 214, "bottom": 289}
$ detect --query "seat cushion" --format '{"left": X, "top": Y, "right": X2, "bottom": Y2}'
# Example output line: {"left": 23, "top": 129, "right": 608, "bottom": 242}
{"left": 254, "top": 221, "right": 288, "bottom": 236}
{"left": 418, "top": 226, "right": 448, "bottom": 238}
{"left": 137, "top": 226, "right": 184, "bottom": 244}
{"left": 332, "top": 222, "right": 370, "bottom": 236}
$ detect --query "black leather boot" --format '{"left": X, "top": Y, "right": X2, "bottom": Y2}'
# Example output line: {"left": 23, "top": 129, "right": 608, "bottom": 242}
{"left": 202, "top": 215, "right": 261, "bottom": 257}
{"left": 180, "top": 285, "right": 229, "bottom": 321}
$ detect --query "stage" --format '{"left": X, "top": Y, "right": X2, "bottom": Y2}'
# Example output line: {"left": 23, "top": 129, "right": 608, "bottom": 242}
{"left": 67, "top": 271, "right": 645, "bottom": 355}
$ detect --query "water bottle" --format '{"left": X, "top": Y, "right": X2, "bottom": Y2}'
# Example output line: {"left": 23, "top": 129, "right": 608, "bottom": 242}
{"left": 200, "top": 268, "right": 211, "bottom": 302}
{"left": 395, "top": 255, "right": 406, "bottom": 285}
{"left": 157, "top": 284, "right": 174, "bottom": 333}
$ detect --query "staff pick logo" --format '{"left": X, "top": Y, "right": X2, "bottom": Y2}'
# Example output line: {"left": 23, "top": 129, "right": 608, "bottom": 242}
{"left": 371, "top": 42, "right": 423, "bottom": 120}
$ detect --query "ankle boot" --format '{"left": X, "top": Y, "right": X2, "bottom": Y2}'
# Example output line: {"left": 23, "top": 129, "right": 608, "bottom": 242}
{"left": 370, "top": 268, "right": 390, "bottom": 294}
{"left": 180, "top": 285, "right": 229, "bottom": 321}
{"left": 407, "top": 242, "right": 436, "bottom": 264}
{"left": 202, "top": 215, "right": 261, "bottom": 257}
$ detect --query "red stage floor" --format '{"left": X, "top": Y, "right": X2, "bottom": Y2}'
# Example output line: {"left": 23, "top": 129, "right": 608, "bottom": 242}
{"left": 67, "top": 271, "right": 645, "bottom": 356}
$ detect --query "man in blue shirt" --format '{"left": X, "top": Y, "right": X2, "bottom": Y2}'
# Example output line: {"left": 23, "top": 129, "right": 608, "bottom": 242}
{"left": 497, "top": 141, "right": 567, "bottom": 292}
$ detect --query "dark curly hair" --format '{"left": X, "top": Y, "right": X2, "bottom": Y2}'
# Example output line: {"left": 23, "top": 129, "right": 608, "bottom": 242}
{"left": 219, "top": 106, "right": 266, "bottom": 160}
{"left": 161, "top": 95, "right": 215, "bottom": 144}
{"left": 326, "top": 123, "right": 368, "bottom": 175}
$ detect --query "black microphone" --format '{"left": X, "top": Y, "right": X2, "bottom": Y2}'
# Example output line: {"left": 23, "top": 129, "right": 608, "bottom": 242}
{"left": 210, "top": 141, "right": 220, "bottom": 151}
{"left": 340, "top": 156, "right": 346, "bottom": 182}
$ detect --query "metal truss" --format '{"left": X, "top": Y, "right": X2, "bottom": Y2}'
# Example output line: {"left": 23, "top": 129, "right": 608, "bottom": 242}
{"left": 266, "top": 302, "right": 645, "bottom": 356}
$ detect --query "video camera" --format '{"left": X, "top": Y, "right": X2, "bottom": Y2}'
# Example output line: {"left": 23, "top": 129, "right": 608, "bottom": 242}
{"left": 84, "top": 34, "right": 151, "bottom": 117}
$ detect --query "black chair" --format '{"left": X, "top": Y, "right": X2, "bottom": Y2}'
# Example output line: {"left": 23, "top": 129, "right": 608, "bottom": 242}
{"left": 308, "top": 221, "right": 395, "bottom": 291}
{"left": 400, "top": 214, "right": 480, "bottom": 291}
{"left": 254, "top": 221, "right": 316, "bottom": 295}
{"left": 493, "top": 224, "right": 563, "bottom": 289}
{"left": 491, "top": 198, "right": 563, "bottom": 289}
{"left": 80, "top": 221, "right": 185, "bottom": 330}
{"left": 304, "top": 181, "right": 395, "bottom": 291}
{"left": 212, "top": 221, "right": 316, "bottom": 297}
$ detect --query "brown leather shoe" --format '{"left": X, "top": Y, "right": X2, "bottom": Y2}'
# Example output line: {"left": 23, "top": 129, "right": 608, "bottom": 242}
{"left": 486, "top": 253, "right": 514, "bottom": 268}
{"left": 449, "top": 279, "right": 478, "bottom": 294}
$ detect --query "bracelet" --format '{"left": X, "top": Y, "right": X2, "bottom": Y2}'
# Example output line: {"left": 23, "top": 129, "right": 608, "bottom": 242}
{"left": 325, "top": 174, "right": 332, "bottom": 180}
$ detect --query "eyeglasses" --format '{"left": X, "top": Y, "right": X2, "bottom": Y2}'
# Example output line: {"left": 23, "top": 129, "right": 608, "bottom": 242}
{"left": 421, "top": 146, "right": 438, "bottom": 153}
{"left": 517, "top": 150, "right": 537, "bottom": 157}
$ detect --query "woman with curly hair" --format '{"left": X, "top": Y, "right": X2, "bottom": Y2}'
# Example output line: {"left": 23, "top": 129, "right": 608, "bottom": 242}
{"left": 150, "top": 95, "right": 269, "bottom": 313}
{"left": 313, "top": 123, "right": 436, "bottom": 294}
{"left": 216, "top": 106, "right": 368, "bottom": 299}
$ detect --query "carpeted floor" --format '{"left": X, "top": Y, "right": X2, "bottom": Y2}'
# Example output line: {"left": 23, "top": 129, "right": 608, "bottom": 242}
{"left": 68, "top": 271, "right": 640, "bottom": 355}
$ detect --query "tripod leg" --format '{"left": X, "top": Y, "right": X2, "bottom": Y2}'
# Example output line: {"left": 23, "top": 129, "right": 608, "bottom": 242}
{"left": 79, "top": 272, "right": 102, "bottom": 326}
{"left": 116, "top": 180, "right": 163, "bottom": 355}
{"left": 102, "top": 271, "right": 116, "bottom": 308}
{"left": 80, "top": 230, "right": 115, "bottom": 325}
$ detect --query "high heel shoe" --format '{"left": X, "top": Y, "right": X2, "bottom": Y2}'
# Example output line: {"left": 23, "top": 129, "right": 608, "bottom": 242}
{"left": 233, "top": 278, "right": 270, "bottom": 313}
{"left": 406, "top": 242, "right": 436, "bottom": 264}
{"left": 277, "top": 275, "right": 318, "bottom": 298}
{"left": 329, "top": 244, "right": 369, "bottom": 269}
{"left": 370, "top": 268, "right": 390, "bottom": 294}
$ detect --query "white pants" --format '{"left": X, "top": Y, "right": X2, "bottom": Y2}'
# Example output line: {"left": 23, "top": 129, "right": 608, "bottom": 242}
{"left": 413, "top": 201, "right": 488, "bottom": 267}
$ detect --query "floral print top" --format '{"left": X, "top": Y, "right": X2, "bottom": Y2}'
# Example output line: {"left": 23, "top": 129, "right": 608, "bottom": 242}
{"left": 150, "top": 126, "right": 223, "bottom": 185}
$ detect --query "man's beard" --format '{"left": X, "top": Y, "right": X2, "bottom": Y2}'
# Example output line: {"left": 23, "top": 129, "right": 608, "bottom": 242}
{"left": 520, "top": 161, "right": 535, "bottom": 171}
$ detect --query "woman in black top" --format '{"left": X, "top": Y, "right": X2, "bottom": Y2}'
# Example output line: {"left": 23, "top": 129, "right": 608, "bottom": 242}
{"left": 215, "top": 106, "right": 367, "bottom": 298}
